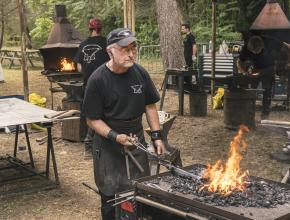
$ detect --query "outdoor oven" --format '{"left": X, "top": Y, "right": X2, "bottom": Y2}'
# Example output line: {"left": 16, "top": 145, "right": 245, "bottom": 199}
{"left": 40, "top": 4, "right": 83, "bottom": 82}
{"left": 40, "top": 4, "right": 86, "bottom": 142}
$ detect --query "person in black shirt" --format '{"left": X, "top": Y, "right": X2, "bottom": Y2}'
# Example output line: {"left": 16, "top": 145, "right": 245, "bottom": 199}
{"left": 82, "top": 28, "right": 165, "bottom": 220}
{"left": 74, "top": 17, "right": 110, "bottom": 159}
{"left": 181, "top": 23, "right": 197, "bottom": 68}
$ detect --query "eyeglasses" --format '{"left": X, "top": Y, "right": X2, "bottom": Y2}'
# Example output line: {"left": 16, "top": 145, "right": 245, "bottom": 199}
{"left": 116, "top": 44, "right": 137, "bottom": 54}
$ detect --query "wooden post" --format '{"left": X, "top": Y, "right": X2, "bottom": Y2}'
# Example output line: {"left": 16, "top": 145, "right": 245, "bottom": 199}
{"left": 123, "top": 0, "right": 128, "bottom": 28}
{"left": 131, "top": 0, "right": 135, "bottom": 33}
{"left": 211, "top": 0, "right": 217, "bottom": 108}
{"left": 18, "top": 0, "right": 29, "bottom": 101}
{"left": 123, "top": 0, "right": 135, "bottom": 33}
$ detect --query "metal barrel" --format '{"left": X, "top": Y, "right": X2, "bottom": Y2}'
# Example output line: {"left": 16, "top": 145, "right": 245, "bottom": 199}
{"left": 224, "top": 89, "right": 256, "bottom": 129}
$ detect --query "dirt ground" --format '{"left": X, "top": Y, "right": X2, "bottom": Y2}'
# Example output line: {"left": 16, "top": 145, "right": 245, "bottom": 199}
{"left": 0, "top": 66, "right": 290, "bottom": 220}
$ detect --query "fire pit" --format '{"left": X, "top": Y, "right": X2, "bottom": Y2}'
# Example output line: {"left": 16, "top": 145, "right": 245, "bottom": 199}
{"left": 135, "top": 165, "right": 290, "bottom": 220}
{"left": 133, "top": 126, "right": 290, "bottom": 220}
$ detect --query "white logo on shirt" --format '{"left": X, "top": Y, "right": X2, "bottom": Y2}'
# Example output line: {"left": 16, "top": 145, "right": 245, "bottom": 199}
{"left": 131, "top": 85, "right": 142, "bottom": 94}
{"left": 82, "top": 44, "right": 102, "bottom": 63}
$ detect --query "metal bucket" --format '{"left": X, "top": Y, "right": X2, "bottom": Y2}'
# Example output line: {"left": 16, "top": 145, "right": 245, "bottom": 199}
{"left": 224, "top": 89, "right": 256, "bottom": 129}
{"left": 189, "top": 91, "right": 207, "bottom": 117}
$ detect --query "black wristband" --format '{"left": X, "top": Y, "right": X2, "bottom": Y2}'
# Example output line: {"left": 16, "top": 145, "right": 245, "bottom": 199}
{"left": 151, "top": 130, "right": 162, "bottom": 141}
{"left": 107, "top": 130, "right": 118, "bottom": 142}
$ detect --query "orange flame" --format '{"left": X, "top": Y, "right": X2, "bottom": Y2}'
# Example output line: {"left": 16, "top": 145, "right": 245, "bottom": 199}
{"left": 60, "top": 58, "right": 75, "bottom": 71}
{"left": 201, "top": 125, "right": 250, "bottom": 196}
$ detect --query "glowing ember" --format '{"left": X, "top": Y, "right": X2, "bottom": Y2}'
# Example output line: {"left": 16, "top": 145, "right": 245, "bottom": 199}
{"left": 60, "top": 58, "right": 75, "bottom": 71}
{"left": 201, "top": 125, "right": 250, "bottom": 196}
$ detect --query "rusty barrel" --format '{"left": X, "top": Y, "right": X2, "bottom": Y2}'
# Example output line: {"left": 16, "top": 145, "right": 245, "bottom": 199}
{"left": 224, "top": 89, "right": 256, "bottom": 129}
{"left": 189, "top": 91, "right": 207, "bottom": 117}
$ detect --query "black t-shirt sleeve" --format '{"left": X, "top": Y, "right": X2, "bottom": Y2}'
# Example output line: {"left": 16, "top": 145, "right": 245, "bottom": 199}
{"left": 190, "top": 34, "right": 196, "bottom": 45}
{"left": 136, "top": 65, "right": 160, "bottom": 105}
{"left": 239, "top": 46, "right": 248, "bottom": 61}
{"left": 74, "top": 42, "right": 83, "bottom": 64}
{"left": 82, "top": 76, "right": 104, "bottom": 120}
{"left": 145, "top": 77, "right": 160, "bottom": 105}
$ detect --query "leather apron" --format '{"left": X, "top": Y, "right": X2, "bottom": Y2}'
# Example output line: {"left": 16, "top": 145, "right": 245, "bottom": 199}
{"left": 92, "top": 116, "right": 150, "bottom": 196}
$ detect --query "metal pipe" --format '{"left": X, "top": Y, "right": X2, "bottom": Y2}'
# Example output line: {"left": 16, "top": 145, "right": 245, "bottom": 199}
{"left": 107, "top": 191, "right": 134, "bottom": 203}
{"left": 82, "top": 182, "right": 100, "bottom": 195}
{"left": 211, "top": 0, "right": 217, "bottom": 109}
{"left": 126, "top": 150, "right": 144, "bottom": 173}
{"left": 135, "top": 196, "right": 205, "bottom": 220}
{"left": 125, "top": 153, "right": 130, "bottom": 179}
{"left": 112, "top": 196, "right": 134, "bottom": 207}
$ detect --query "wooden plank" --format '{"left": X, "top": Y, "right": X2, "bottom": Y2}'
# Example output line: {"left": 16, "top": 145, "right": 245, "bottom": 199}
{"left": 261, "top": 120, "right": 290, "bottom": 127}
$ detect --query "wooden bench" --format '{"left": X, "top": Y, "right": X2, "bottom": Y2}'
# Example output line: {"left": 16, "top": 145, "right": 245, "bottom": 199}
{"left": 198, "top": 53, "right": 238, "bottom": 90}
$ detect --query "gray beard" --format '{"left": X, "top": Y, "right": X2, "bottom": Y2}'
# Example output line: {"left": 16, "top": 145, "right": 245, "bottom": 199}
{"left": 123, "top": 62, "right": 134, "bottom": 68}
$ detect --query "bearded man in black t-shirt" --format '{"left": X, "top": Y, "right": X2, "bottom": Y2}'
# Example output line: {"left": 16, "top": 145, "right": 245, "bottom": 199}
{"left": 74, "top": 18, "right": 110, "bottom": 159}
{"left": 82, "top": 28, "right": 165, "bottom": 220}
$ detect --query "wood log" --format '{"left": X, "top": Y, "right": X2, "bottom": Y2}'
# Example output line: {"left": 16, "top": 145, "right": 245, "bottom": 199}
{"left": 281, "top": 168, "right": 290, "bottom": 184}
{"left": 261, "top": 120, "right": 290, "bottom": 127}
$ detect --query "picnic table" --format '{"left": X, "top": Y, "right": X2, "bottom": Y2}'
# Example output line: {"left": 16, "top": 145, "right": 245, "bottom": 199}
{"left": 0, "top": 48, "right": 42, "bottom": 69}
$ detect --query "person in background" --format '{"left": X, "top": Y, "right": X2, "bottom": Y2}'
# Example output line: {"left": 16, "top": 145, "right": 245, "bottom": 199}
{"left": 181, "top": 23, "right": 197, "bottom": 69}
{"left": 74, "top": 17, "right": 110, "bottom": 159}
{"left": 82, "top": 27, "right": 165, "bottom": 219}
{"left": 237, "top": 35, "right": 275, "bottom": 119}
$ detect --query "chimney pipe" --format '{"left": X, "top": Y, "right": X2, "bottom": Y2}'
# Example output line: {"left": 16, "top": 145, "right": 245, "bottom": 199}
{"left": 55, "top": 5, "right": 66, "bottom": 18}
{"left": 250, "top": 0, "right": 290, "bottom": 30}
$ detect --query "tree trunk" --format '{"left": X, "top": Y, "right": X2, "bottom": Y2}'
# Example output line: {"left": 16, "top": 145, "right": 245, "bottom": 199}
{"left": 18, "top": 0, "right": 29, "bottom": 100}
{"left": 0, "top": 1, "right": 4, "bottom": 49}
{"left": 155, "top": 0, "right": 184, "bottom": 69}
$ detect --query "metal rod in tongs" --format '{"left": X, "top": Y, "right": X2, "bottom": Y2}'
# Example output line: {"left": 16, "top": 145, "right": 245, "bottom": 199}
{"left": 130, "top": 139, "right": 150, "bottom": 154}
{"left": 107, "top": 191, "right": 134, "bottom": 203}
{"left": 130, "top": 139, "right": 202, "bottom": 181}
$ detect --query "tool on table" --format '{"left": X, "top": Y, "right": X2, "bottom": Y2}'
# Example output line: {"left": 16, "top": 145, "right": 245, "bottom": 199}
{"left": 44, "top": 109, "right": 80, "bottom": 119}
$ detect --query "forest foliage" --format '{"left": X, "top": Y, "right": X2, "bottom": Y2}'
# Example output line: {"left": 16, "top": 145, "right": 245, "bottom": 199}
{"left": 0, "top": 0, "right": 289, "bottom": 48}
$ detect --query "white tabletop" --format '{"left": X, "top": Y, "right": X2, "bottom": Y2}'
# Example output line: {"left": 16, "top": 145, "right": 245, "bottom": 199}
{"left": 0, "top": 98, "right": 56, "bottom": 128}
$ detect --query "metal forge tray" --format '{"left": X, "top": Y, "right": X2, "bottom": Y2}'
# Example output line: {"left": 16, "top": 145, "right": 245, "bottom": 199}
{"left": 134, "top": 164, "right": 290, "bottom": 220}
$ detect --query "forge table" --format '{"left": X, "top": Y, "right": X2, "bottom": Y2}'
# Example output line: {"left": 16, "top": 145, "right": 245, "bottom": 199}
{"left": 160, "top": 68, "right": 198, "bottom": 115}
{"left": 0, "top": 98, "right": 68, "bottom": 196}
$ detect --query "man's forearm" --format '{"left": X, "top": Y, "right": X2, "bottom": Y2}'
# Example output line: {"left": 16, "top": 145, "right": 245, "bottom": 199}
{"left": 86, "top": 118, "right": 137, "bottom": 146}
{"left": 192, "top": 44, "right": 197, "bottom": 56}
{"left": 86, "top": 118, "right": 111, "bottom": 138}
{"left": 77, "top": 63, "right": 82, "bottom": 72}
{"left": 237, "top": 59, "right": 246, "bottom": 73}
{"left": 145, "top": 104, "right": 160, "bottom": 131}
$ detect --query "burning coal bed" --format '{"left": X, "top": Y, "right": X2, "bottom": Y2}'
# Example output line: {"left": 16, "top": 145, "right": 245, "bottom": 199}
{"left": 146, "top": 165, "right": 290, "bottom": 208}
{"left": 146, "top": 125, "right": 290, "bottom": 208}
